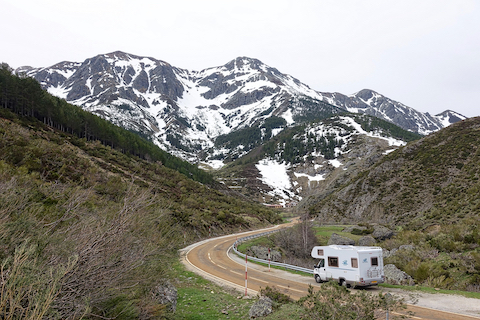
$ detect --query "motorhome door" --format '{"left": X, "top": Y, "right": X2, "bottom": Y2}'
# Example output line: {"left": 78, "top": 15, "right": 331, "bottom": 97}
{"left": 315, "top": 259, "right": 327, "bottom": 281}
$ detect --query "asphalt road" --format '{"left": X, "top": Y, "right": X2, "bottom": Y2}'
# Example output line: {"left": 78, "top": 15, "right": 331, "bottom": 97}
{"left": 181, "top": 223, "right": 480, "bottom": 320}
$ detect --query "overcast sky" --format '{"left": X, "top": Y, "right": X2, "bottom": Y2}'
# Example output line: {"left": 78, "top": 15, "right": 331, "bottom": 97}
{"left": 2, "top": 0, "right": 479, "bottom": 118}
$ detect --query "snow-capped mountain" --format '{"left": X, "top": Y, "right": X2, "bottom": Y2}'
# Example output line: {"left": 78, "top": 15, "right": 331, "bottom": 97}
{"left": 18, "top": 51, "right": 466, "bottom": 163}
{"left": 319, "top": 89, "right": 466, "bottom": 135}
{"left": 19, "top": 52, "right": 337, "bottom": 161}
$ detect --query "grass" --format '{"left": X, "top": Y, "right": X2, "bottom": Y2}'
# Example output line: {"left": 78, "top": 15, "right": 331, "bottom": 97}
{"left": 236, "top": 236, "right": 275, "bottom": 253}
{"left": 314, "top": 225, "right": 363, "bottom": 245}
{"left": 171, "top": 258, "right": 307, "bottom": 319}
{"left": 171, "top": 260, "right": 255, "bottom": 320}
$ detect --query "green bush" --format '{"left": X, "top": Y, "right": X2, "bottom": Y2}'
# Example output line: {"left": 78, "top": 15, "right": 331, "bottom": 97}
{"left": 297, "top": 282, "right": 405, "bottom": 320}
{"left": 259, "top": 286, "right": 293, "bottom": 307}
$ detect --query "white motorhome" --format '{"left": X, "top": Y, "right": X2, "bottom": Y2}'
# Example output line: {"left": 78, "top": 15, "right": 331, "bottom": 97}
{"left": 311, "top": 245, "right": 384, "bottom": 288}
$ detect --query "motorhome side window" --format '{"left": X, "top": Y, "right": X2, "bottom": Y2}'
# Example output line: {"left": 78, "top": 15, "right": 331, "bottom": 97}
{"left": 351, "top": 258, "right": 358, "bottom": 268}
{"left": 371, "top": 257, "right": 378, "bottom": 266}
{"left": 317, "top": 249, "right": 324, "bottom": 256}
{"left": 328, "top": 257, "right": 339, "bottom": 267}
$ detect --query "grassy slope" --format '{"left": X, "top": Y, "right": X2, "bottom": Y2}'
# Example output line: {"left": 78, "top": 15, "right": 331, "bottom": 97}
{"left": 309, "top": 117, "right": 480, "bottom": 227}
{"left": 0, "top": 111, "right": 281, "bottom": 319}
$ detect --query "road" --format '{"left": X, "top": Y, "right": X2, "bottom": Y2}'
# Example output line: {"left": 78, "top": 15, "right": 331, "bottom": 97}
{"left": 181, "top": 223, "right": 480, "bottom": 319}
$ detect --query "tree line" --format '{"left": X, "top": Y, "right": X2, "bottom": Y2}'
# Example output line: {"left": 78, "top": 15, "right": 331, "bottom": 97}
{"left": 0, "top": 63, "right": 213, "bottom": 184}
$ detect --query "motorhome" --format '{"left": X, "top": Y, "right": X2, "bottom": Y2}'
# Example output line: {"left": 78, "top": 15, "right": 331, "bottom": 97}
{"left": 311, "top": 245, "right": 384, "bottom": 288}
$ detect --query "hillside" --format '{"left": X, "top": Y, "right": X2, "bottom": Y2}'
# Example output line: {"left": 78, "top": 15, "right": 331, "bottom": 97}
{"left": 215, "top": 113, "right": 422, "bottom": 205}
{"left": 0, "top": 67, "right": 280, "bottom": 318}
{"left": 306, "top": 117, "right": 480, "bottom": 228}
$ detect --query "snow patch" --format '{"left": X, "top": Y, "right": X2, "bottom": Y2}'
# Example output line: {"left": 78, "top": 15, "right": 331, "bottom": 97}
{"left": 328, "top": 159, "right": 342, "bottom": 168}
{"left": 294, "top": 172, "right": 326, "bottom": 181}
{"left": 256, "top": 159, "right": 298, "bottom": 201}
{"left": 281, "top": 109, "right": 294, "bottom": 125}
{"left": 256, "top": 159, "right": 291, "bottom": 190}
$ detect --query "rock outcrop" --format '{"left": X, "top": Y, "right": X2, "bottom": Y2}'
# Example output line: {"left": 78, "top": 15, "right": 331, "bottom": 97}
{"left": 249, "top": 296, "right": 273, "bottom": 318}
{"left": 247, "top": 246, "right": 282, "bottom": 262}
{"left": 328, "top": 233, "right": 355, "bottom": 245}
{"left": 151, "top": 282, "right": 178, "bottom": 312}
{"left": 357, "top": 235, "right": 376, "bottom": 246}
{"left": 383, "top": 264, "right": 414, "bottom": 286}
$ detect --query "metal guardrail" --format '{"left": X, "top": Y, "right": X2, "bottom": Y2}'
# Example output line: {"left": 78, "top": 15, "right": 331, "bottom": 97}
{"left": 232, "top": 229, "right": 314, "bottom": 274}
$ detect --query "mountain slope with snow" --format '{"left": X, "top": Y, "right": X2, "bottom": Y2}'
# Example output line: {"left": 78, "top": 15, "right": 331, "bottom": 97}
{"left": 19, "top": 51, "right": 466, "bottom": 163}
{"left": 216, "top": 114, "right": 422, "bottom": 205}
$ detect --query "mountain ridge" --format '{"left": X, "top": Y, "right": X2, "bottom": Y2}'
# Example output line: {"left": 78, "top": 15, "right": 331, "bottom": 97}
{"left": 18, "top": 51, "right": 466, "bottom": 163}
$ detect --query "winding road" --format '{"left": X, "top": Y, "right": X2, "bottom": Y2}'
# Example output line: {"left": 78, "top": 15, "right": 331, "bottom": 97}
{"left": 180, "top": 222, "right": 480, "bottom": 319}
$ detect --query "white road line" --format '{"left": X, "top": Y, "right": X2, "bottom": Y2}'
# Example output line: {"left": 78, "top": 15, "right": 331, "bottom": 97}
{"left": 230, "top": 270, "right": 243, "bottom": 276}
{"left": 208, "top": 253, "right": 227, "bottom": 269}
{"left": 250, "top": 276, "right": 268, "bottom": 284}
{"left": 183, "top": 248, "right": 257, "bottom": 295}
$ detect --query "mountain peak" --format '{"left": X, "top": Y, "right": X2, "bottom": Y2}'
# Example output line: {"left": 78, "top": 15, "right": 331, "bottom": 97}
{"left": 352, "top": 89, "right": 381, "bottom": 101}
{"left": 222, "top": 56, "right": 267, "bottom": 72}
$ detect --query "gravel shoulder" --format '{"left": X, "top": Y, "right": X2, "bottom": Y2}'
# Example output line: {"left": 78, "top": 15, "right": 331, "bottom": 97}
{"left": 379, "top": 287, "right": 480, "bottom": 319}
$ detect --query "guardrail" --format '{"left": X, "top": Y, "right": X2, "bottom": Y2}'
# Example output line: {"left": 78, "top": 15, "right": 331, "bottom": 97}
{"left": 232, "top": 229, "right": 314, "bottom": 274}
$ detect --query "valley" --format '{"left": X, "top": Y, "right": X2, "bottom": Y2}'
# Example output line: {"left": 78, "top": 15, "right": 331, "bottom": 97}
{"left": 1, "top": 54, "right": 479, "bottom": 319}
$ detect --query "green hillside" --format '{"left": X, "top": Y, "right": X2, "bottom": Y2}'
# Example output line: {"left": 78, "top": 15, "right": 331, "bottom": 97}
{"left": 0, "top": 67, "right": 281, "bottom": 318}
{"left": 0, "top": 64, "right": 212, "bottom": 184}
{"left": 308, "top": 116, "right": 480, "bottom": 228}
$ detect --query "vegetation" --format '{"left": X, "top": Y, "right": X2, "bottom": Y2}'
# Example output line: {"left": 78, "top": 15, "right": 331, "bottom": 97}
{"left": 220, "top": 112, "right": 421, "bottom": 170}
{"left": 382, "top": 218, "right": 480, "bottom": 291}
{"left": 173, "top": 260, "right": 254, "bottom": 320}
{"left": 308, "top": 116, "right": 480, "bottom": 227}
{"left": 314, "top": 225, "right": 363, "bottom": 245}
{"left": 0, "top": 74, "right": 282, "bottom": 318}
{"left": 0, "top": 64, "right": 213, "bottom": 184}
{"left": 298, "top": 282, "right": 406, "bottom": 320}
{"left": 214, "top": 116, "right": 287, "bottom": 160}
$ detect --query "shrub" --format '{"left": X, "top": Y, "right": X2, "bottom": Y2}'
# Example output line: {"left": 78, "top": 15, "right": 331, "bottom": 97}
{"left": 259, "top": 286, "right": 292, "bottom": 307}
{"left": 298, "top": 282, "right": 406, "bottom": 320}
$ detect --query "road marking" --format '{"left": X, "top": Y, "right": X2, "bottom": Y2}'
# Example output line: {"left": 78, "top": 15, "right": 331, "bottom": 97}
{"left": 277, "top": 285, "right": 304, "bottom": 293}
{"left": 250, "top": 276, "right": 268, "bottom": 284}
{"left": 230, "top": 270, "right": 243, "bottom": 276}
{"left": 208, "top": 253, "right": 226, "bottom": 269}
